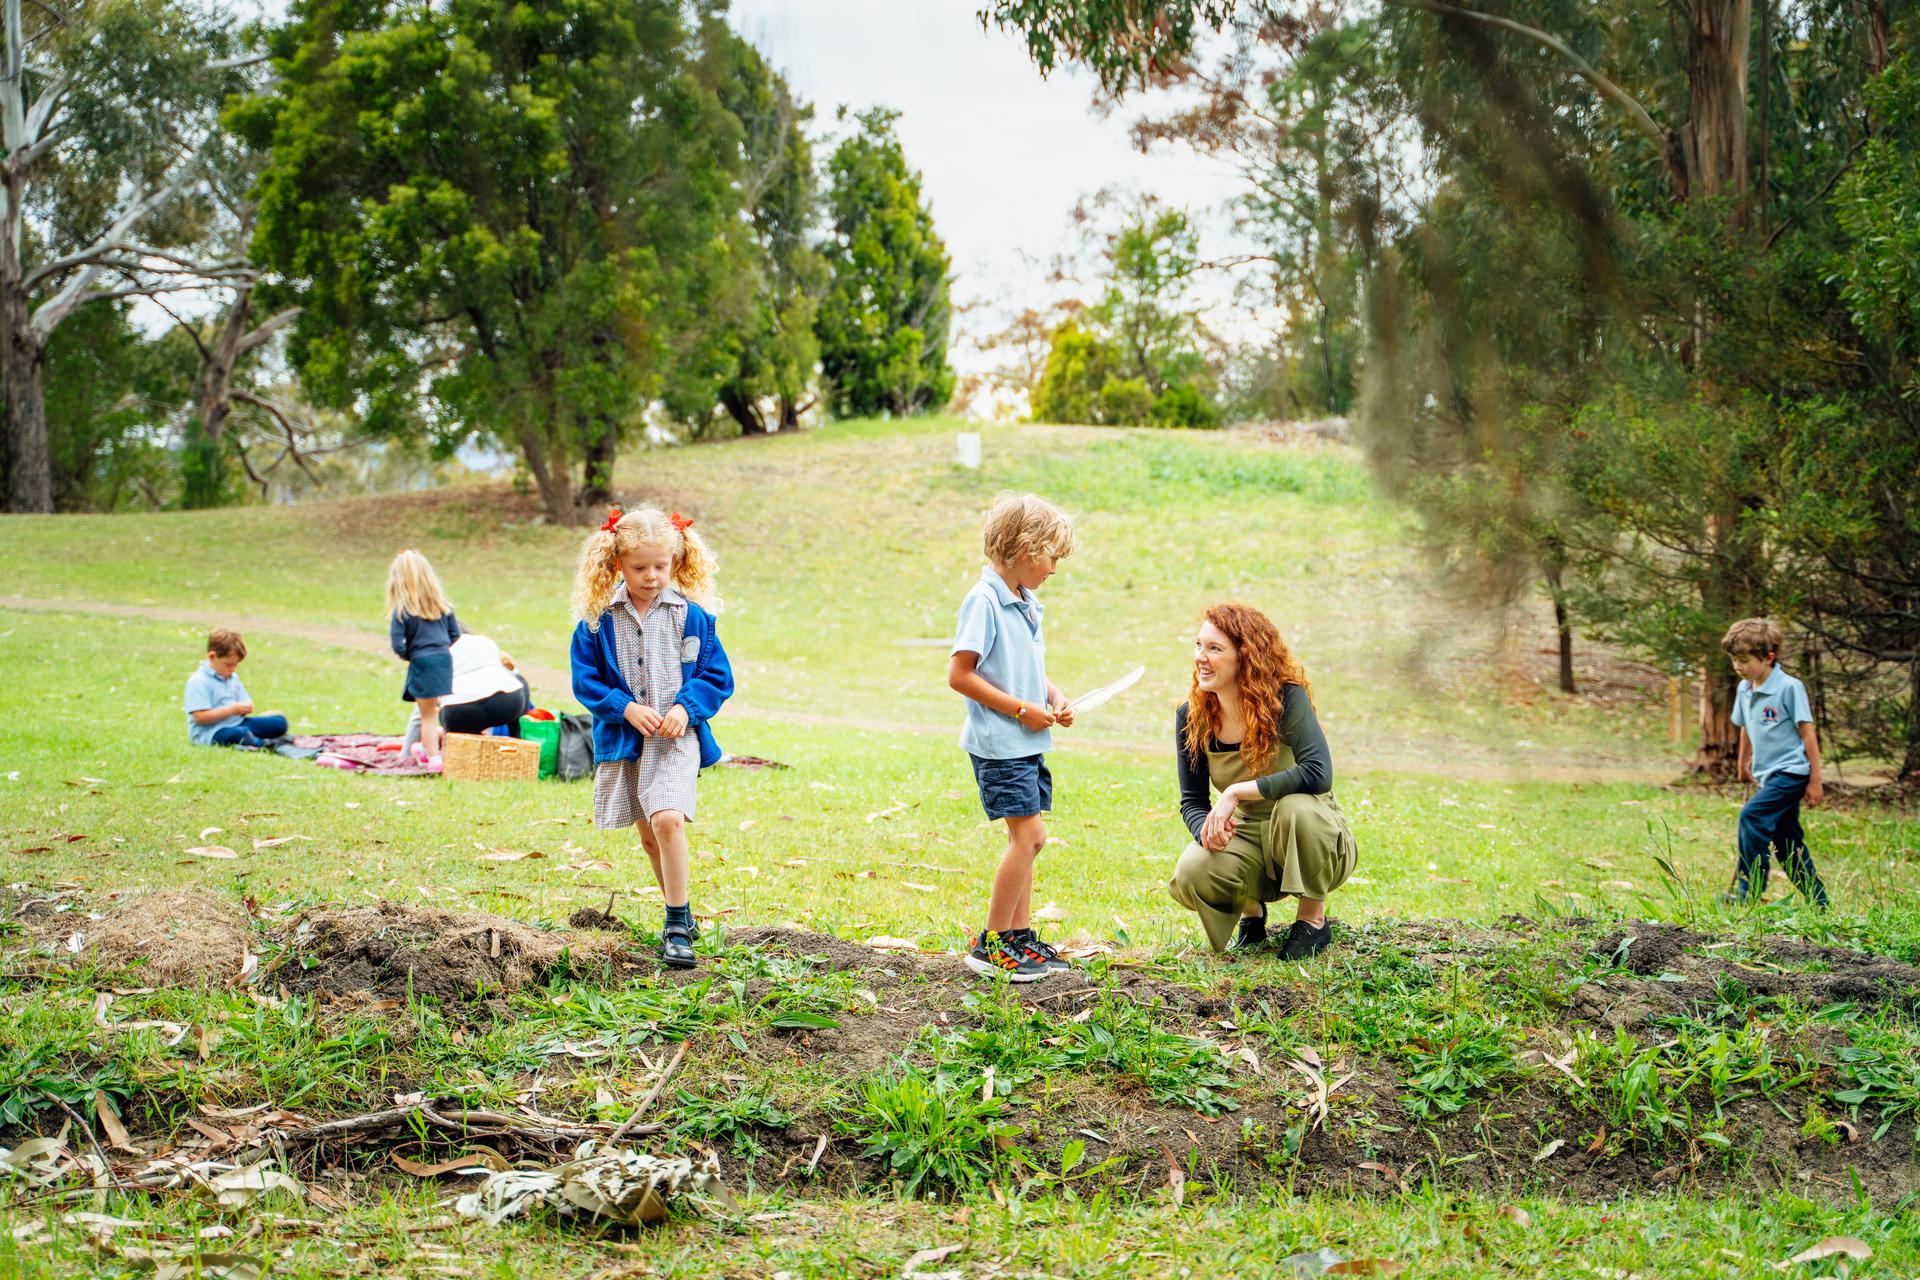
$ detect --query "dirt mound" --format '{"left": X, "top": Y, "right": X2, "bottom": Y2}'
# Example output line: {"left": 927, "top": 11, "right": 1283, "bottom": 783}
{"left": 567, "top": 904, "right": 624, "bottom": 932}
{"left": 26, "top": 889, "right": 256, "bottom": 987}
{"left": 279, "top": 902, "right": 626, "bottom": 1001}
{"left": 1576, "top": 923, "right": 1920, "bottom": 1029}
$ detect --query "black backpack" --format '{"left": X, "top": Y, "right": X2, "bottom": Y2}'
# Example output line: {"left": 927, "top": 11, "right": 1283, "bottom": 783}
{"left": 556, "top": 712, "right": 598, "bottom": 781}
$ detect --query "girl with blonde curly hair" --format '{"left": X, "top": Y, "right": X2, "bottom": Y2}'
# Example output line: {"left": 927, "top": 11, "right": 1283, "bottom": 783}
{"left": 1168, "top": 603, "right": 1357, "bottom": 960}
{"left": 569, "top": 507, "right": 734, "bottom": 969}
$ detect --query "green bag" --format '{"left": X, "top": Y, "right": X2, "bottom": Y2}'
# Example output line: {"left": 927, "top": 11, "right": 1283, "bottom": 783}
{"left": 518, "top": 715, "right": 562, "bottom": 779}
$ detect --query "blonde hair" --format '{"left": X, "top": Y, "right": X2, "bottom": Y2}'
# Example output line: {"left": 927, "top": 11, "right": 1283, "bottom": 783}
{"left": 982, "top": 493, "right": 1074, "bottom": 567}
{"left": 1722, "top": 617, "right": 1785, "bottom": 659}
{"left": 386, "top": 549, "right": 452, "bottom": 621}
{"left": 571, "top": 506, "right": 722, "bottom": 628}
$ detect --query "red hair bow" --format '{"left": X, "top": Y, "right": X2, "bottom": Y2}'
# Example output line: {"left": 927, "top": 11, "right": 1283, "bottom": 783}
{"left": 669, "top": 511, "right": 694, "bottom": 532}
{"left": 599, "top": 508, "right": 623, "bottom": 533}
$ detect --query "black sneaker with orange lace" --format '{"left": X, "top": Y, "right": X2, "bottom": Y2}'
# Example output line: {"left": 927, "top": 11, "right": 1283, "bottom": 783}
{"left": 964, "top": 930, "right": 1050, "bottom": 982}
{"left": 1007, "top": 928, "right": 1071, "bottom": 973}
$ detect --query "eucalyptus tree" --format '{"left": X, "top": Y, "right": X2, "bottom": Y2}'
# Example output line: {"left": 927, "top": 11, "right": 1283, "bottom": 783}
{"left": 0, "top": 0, "right": 250, "bottom": 512}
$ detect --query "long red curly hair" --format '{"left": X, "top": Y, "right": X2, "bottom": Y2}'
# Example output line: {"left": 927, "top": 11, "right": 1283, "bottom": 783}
{"left": 1183, "top": 603, "right": 1313, "bottom": 772}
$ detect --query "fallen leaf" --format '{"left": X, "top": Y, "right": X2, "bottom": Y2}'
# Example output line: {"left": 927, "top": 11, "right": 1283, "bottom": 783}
{"left": 93, "top": 1092, "right": 137, "bottom": 1154}
{"left": 1585, "top": 1126, "right": 1608, "bottom": 1154}
{"left": 1496, "top": 1204, "right": 1532, "bottom": 1227}
{"left": 1157, "top": 1143, "right": 1185, "bottom": 1207}
{"left": 479, "top": 849, "right": 545, "bottom": 862}
{"left": 900, "top": 881, "right": 936, "bottom": 893}
{"left": 903, "top": 1243, "right": 963, "bottom": 1277}
{"left": 1775, "top": 1237, "right": 1871, "bottom": 1269}
{"left": 1033, "top": 902, "right": 1066, "bottom": 922}
{"left": 392, "top": 1149, "right": 510, "bottom": 1177}
{"left": 185, "top": 846, "right": 238, "bottom": 860}
{"left": 738, "top": 819, "right": 756, "bottom": 831}
{"left": 205, "top": 1165, "right": 305, "bottom": 1207}
{"left": 864, "top": 936, "right": 920, "bottom": 952}
{"left": 1533, "top": 1138, "right": 1566, "bottom": 1163}
{"left": 865, "top": 803, "right": 907, "bottom": 823}
{"left": 251, "top": 836, "right": 313, "bottom": 849}
{"left": 198, "top": 826, "right": 223, "bottom": 840}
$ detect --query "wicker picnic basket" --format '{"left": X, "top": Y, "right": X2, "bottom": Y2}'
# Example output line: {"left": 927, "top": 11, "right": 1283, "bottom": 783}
{"left": 443, "top": 732, "right": 540, "bottom": 783}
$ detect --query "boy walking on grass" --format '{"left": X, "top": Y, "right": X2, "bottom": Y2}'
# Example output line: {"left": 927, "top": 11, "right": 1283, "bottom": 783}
{"left": 948, "top": 494, "right": 1076, "bottom": 982}
{"left": 1721, "top": 618, "right": 1829, "bottom": 908}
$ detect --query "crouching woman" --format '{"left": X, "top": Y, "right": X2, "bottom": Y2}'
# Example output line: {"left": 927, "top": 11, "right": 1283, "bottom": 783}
{"left": 1168, "top": 604, "right": 1358, "bottom": 960}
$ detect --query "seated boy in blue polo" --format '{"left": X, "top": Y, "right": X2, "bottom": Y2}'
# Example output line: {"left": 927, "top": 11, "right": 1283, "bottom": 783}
{"left": 184, "top": 628, "right": 289, "bottom": 748}
{"left": 1721, "top": 617, "right": 1828, "bottom": 907}
{"left": 946, "top": 493, "right": 1077, "bottom": 983}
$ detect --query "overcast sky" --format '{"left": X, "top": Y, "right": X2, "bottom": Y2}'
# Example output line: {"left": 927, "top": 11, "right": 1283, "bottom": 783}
{"left": 728, "top": 1, "right": 1253, "bottom": 340}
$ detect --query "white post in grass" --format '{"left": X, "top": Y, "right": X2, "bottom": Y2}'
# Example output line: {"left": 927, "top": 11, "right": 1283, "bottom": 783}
{"left": 956, "top": 431, "right": 981, "bottom": 469}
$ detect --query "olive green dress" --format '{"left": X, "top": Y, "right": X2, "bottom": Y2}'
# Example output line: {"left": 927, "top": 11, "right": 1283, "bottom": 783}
{"left": 1168, "top": 738, "right": 1358, "bottom": 952}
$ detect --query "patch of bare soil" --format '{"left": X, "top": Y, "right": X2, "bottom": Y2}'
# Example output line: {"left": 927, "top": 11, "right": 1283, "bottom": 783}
{"left": 277, "top": 901, "right": 628, "bottom": 1001}
{"left": 22, "top": 888, "right": 255, "bottom": 987}
{"left": 1575, "top": 922, "right": 1920, "bottom": 1029}
{"left": 712, "top": 923, "right": 1920, "bottom": 1206}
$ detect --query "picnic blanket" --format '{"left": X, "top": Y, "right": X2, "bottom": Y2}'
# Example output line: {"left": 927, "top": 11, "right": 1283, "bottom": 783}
{"left": 290, "top": 733, "right": 438, "bottom": 777}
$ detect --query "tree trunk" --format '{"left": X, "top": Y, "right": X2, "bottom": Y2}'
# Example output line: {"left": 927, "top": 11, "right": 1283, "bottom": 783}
{"left": 578, "top": 418, "right": 617, "bottom": 512}
{"left": 0, "top": 220, "right": 50, "bottom": 513}
{"left": 517, "top": 424, "right": 572, "bottom": 523}
{"left": 1683, "top": 0, "right": 1752, "bottom": 223}
{"left": 719, "top": 386, "right": 769, "bottom": 435}
{"left": 1902, "top": 644, "right": 1920, "bottom": 784}
{"left": 1697, "top": 664, "right": 1742, "bottom": 776}
{"left": 1544, "top": 564, "right": 1576, "bottom": 693}
{"left": 181, "top": 289, "right": 253, "bottom": 510}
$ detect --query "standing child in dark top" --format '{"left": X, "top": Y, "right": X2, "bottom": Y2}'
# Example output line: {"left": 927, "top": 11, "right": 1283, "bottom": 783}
{"left": 387, "top": 549, "right": 461, "bottom": 773}
{"left": 1169, "top": 603, "right": 1357, "bottom": 960}
{"left": 1721, "top": 617, "right": 1829, "bottom": 908}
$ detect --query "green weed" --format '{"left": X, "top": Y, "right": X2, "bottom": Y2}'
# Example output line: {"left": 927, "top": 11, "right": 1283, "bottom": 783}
{"left": 843, "top": 1067, "right": 1014, "bottom": 1196}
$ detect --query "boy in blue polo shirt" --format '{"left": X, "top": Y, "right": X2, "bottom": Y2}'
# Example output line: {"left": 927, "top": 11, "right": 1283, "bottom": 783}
{"left": 947, "top": 493, "right": 1076, "bottom": 982}
{"left": 1721, "top": 618, "right": 1829, "bottom": 907}
{"left": 183, "top": 629, "right": 289, "bottom": 748}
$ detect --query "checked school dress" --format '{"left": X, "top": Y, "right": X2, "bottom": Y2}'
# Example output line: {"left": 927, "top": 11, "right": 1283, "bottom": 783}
{"left": 591, "top": 582, "right": 701, "bottom": 828}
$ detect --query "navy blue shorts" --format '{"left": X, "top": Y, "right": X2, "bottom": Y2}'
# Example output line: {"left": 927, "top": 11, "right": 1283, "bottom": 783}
{"left": 969, "top": 753, "right": 1051, "bottom": 821}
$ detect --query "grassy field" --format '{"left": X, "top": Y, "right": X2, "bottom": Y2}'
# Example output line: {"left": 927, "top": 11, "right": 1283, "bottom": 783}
{"left": 3, "top": 418, "right": 1919, "bottom": 1278}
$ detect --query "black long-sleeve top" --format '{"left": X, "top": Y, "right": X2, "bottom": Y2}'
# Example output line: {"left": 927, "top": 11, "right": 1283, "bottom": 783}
{"left": 1175, "top": 684, "right": 1332, "bottom": 841}
{"left": 390, "top": 609, "right": 462, "bottom": 661}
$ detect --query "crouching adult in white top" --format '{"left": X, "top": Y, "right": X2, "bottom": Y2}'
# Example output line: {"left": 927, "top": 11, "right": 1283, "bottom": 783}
{"left": 403, "top": 632, "right": 532, "bottom": 751}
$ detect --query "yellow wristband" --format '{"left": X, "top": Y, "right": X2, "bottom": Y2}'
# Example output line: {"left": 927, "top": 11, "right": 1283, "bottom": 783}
{"left": 1014, "top": 703, "right": 1027, "bottom": 721}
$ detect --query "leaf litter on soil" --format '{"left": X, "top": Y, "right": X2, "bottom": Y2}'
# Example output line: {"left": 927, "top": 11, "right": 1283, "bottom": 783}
{"left": 10, "top": 895, "right": 1920, "bottom": 1209}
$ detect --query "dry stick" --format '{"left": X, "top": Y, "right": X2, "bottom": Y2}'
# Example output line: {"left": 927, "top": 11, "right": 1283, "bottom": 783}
{"left": 49, "top": 1096, "right": 125, "bottom": 1192}
{"left": 606, "top": 1041, "right": 687, "bottom": 1146}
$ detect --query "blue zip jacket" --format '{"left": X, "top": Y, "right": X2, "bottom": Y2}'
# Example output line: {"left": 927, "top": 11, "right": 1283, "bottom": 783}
{"left": 570, "top": 598, "right": 733, "bottom": 768}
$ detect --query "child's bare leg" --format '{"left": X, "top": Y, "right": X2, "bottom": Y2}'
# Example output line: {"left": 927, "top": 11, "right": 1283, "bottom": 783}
{"left": 649, "top": 810, "right": 690, "bottom": 906}
{"left": 417, "top": 697, "right": 442, "bottom": 756}
{"left": 635, "top": 820, "right": 666, "bottom": 894}
{"left": 986, "top": 814, "right": 1046, "bottom": 933}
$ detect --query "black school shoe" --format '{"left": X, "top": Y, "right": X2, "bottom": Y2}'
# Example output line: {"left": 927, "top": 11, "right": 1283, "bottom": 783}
{"left": 1008, "top": 928, "right": 1071, "bottom": 973}
{"left": 661, "top": 923, "right": 696, "bottom": 970}
{"left": 1229, "top": 913, "right": 1270, "bottom": 953}
{"left": 1277, "top": 919, "right": 1333, "bottom": 962}
{"left": 964, "top": 931, "right": 1050, "bottom": 983}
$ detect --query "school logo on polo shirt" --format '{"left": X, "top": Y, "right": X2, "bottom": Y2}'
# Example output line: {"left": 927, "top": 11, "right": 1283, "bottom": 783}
{"left": 1760, "top": 704, "right": 1781, "bottom": 725}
